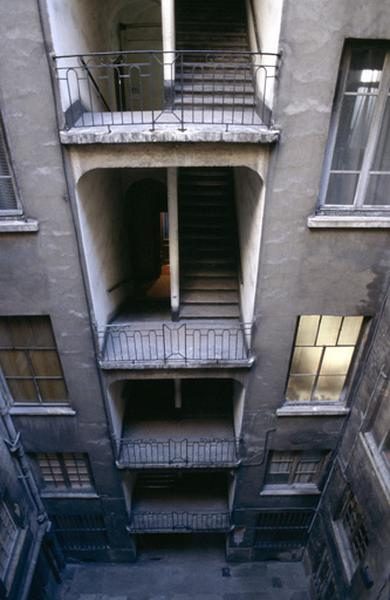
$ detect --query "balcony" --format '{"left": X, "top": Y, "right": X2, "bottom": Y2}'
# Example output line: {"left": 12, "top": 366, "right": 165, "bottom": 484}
{"left": 127, "top": 472, "right": 231, "bottom": 533}
{"left": 98, "top": 320, "right": 252, "bottom": 369}
{"left": 54, "top": 50, "right": 280, "bottom": 143}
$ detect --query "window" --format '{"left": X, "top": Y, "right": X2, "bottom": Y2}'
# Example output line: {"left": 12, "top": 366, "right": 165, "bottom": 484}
{"left": 0, "top": 501, "right": 19, "bottom": 586}
{"left": 264, "top": 450, "right": 327, "bottom": 489}
{"left": 320, "top": 43, "right": 390, "bottom": 211}
{"left": 0, "top": 316, "right": 68, "bottom": 405}
{"left": 339, "top": 489, "right": 368, "bottom": 564}
{"left": 50, "top": 514, "right": 109, "bottom": 552}
{"left": 286, "top": 315, "right": 364, "bottom": 402}
{"left": 0, "top": 118, "right": 22, "bottom": 215}
{"left": 36, "top": 453, "right": 93, "bottom": 491}
{"left": 254, "top": 510, "right": 313, "bottom": 548}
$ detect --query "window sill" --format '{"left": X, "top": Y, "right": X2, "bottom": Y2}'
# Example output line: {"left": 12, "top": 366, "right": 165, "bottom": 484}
{"left": 40, "top": 491, "right": 98, "bottom": 499}
{"left": 260, "top": 484, "right": 320, "bottom": 496}
{"left": 10, "top": 405, "right": 76, "bottom": 416}
{"left": 307, "top": 214, "right": 390, "bottom": 229}
{"left": 0, "top": 218, "right": 39, "bottom": 233}
{"left": 360, "top": 432, "right": 390, "bottom": 503}
{"left": 277, "top": 403, "right": 349, "bottom": 417}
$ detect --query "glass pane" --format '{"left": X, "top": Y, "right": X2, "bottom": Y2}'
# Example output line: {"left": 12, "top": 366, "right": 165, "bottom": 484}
{"left": 266, "top": 473, "right": 290, "bottom": 485}
{"left": 0, "top": 321, "right": 13, "bottom": 347}
{"left": 338, "top": 316, "right": 363, "bottom": 345}
{"left": 320, "top": 347, "right": 355, "bottom": 375}
{"left": 332, "top": 95, "right": 376, "bottom": 170}
{"left": 286, "top": 375, "right": 316, "bottom": 401}
{"left": 7, "top": 317, "right": 34, "bottom": 347}
{"left": 371, "top": 95, "right": 390, "bottom": 172}
{"left": 346, "top": 48, "right": 385, "bottom": 92}
{"left": 30, "top": 350, "right": 62, "bottom": 376}
{"left": 313, "top": 375, "right": 346, "bottom": 401}
{"left": 324, "top": 172, "right": 359, "bottom": 205}
{"left": 295, "top": 316, "right": 320, "bottom": 346}
{"left": 0, "top": 350, "right": 31, "bottom": 376}
{"left": 30, "top": 317, "right": 55, "bottom": 347}
{"left": 365, "top": 174, "right": 390, "bottom": 205}
{"left": 290, "top": 347, "right": 322, "bottom": 374}
{"left": 7, "top": 379, "right": 37, "bottom": 402}
{"left": 37, "top": 379, "right": 67, "bottom": 402}
{"left": 316, "top": 316, "right": 342, "bottom": 346}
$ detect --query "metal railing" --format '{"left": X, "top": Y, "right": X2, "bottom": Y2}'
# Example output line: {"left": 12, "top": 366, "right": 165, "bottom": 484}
{"left": 54, "top": 50, "right": 280, "bottom": 130}
{"left": 128, "top": 511, "right": 231, "bottom": 532}
{"left": 98, "top": 322, "right": 252, "bottom": 366}
{"left": 117, "top": 437, "right": 239, "bottom": 468}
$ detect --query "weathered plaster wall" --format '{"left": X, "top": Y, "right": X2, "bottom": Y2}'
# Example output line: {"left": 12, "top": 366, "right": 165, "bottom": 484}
{"left": 234, "top": 167, "right": 264, "bottom": 324}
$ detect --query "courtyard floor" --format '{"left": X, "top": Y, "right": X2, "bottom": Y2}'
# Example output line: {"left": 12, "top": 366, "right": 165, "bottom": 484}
{"left": 58, "top": 539, "right": 312, "bottom": 600}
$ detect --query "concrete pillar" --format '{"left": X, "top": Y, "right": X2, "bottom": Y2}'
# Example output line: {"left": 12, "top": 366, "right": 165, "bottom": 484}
{"left": 161, "top": 0, "right": 175, "bottom": 105}
{"left": 168, "top": 167, "right": 179, "bottom": 319}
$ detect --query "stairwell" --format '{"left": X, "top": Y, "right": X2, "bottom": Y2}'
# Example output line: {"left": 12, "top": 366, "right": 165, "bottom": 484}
{"left": 175, "top": 0, "right": 255, "bottom": 118}
{"left": 178, "top": 168, "right": 240, "bottom": 319}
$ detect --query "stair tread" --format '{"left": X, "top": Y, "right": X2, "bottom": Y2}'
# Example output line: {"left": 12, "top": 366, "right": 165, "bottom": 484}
{"left": 181, "top": 290, "right": 239, "bottom": 303}
{"left": 181, "top": 277, "right": 238, "bottom": 290}
{"left": 180, "top": 304, "right": 240, "bottom": 318}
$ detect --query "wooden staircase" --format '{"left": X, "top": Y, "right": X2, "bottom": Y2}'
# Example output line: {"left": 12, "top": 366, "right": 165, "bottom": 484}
{"left": 178, "top": 168, "right": 240, "bottom": 319}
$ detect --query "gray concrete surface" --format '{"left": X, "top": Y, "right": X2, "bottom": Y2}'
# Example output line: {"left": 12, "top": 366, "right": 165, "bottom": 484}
{"left": 58, "top": 545, "right": 311, "bottom": 600}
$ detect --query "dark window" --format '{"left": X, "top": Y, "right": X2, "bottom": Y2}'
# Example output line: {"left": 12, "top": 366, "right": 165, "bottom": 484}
{"left": 36, "top": 453, "right": 93, "bottom": 491}
{"left": 0, "top": 316, "right": 68, "bottom": 404}
{"left": 313, "top": 548, "right": 339, "bottom": 600}
{"left": 0, "top": 501, "right": 19, "bottom": 584}
{"left": 339, "top": 490, "right": 368, "bottom": 562}
{"left": 254, "top": 510, "right": 313, "bottom": 548}
{"left": 50, "top": 514, "right": 109, "bottom": 552}
{"left": 265, "top": 450, "right": 327, "bottom": 487}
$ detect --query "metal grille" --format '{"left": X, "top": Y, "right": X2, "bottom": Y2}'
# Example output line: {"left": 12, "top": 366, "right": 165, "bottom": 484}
{"left": 0, "top": 125, "right": 18, "bottom": 212}
{"left": 340, "top": 491, "right": 368, "bottom": 561}
{"left": 36, "top": 453, "right": 93, "bottom": 490}
{"left": 51, "top": 514, "right": 109, "bottom": 551}
{"left": 54, "top": 50, "right": 280, "bottom": 131}
{"left": 118, "top": 438, "right": 238, "bottom": 468}
{"left": 99, "top": 322, "right": 252, "bottom": 366}
{"left": 254, "top": 509, "right": 314, "bottom": 548}
{"left": 0, "top": 502, "right": 19, "bottom": 580}
{"left": 313, "top": 548, "right": 339, "bottom": 600}
{"left": 128, "top": 511, "right": 231, "bottom": 532}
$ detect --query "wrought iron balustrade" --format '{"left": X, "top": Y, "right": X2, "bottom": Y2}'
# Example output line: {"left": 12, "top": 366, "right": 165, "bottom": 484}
{"left": 128, "top": 510, "right": 231, "bottom": 532}
{"left": 117, "top": 437, "right": 239, "bottom": 468}
{"left": 98, "top": 322, "right": 253, "bottom": 367}
{"left": 54, "top": 50, "right": 280, "bottom": 130}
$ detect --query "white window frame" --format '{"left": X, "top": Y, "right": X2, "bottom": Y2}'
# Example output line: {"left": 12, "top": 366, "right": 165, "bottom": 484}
{"left": 262, "top": 450, "right": 328, "bottom": 494}
{"left": 319, "top": 44, "right": 390, "bottom": 212}
{"left": 0, "top": 118, "right": 23, "bottom": 217}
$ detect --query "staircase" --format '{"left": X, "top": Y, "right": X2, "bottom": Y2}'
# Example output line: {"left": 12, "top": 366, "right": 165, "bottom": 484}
{"left": 178, "top": 168, "right": 240, "bottom": 319}
{"left": 175, "top": 0, "right": 255, "bottom": 118}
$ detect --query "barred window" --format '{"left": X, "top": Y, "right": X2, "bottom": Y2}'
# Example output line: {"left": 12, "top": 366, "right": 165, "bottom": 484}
{"left": 254, "top": 510, "right": 313, "bottom": 548}
{"left": 286, "top": 315, "right": 364, "bottom": 402}
{"left": 265, "top": 450, "right": 327, "bottom": 487}
{"left": 340, "top": 490, "right": 368, "bottom": 562}
{"left": 50, "top": 513, "right": 108, "bottom": 552}
{"left": 0, "top": 119, "right": 21, "bottom": 214}
{"left": 320, "top": 43, "right": 390, "bottom": 210}
{"left": 0, "top": 316, "right": 68, "bottom": 404}
{"left": 0, "top": 502, "right": 19, "bottom": 583}
{"left": 36, "top": 453, "right": 93, "bottom": 491}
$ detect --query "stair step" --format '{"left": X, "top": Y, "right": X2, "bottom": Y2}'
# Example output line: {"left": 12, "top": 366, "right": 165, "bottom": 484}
{"left": 181, "top": 290, "right": 239, "bottom": 303}
{"left": 176, "top": 95, "right": 256, "bottom": 107}
{"left": 181, "top": 276, "right": 238, "bottom": 290}
{"left": 180, "top": 304, "right": 240, "bottom": 318}
{"left": 182, "top": 266, "right": 237, "bottom": 277}
{"left": 175, "top": 83, "right": 254, "bottom": 95}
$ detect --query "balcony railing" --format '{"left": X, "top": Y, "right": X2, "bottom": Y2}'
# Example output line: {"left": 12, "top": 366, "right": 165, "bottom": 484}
{"left": 128, "top": 511, "right": 231, "bottom": 532}
{"left": 54, "top": 50, "right": 280, "bottom": 131}
{"left": 117, "top": 437, "right": 239, "bottom": 468}
{"left": 98, "top": 322, "right": 253, "bottom": 368}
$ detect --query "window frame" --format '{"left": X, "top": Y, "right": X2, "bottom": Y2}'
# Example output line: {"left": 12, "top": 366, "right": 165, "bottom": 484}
{"left": 338, "top": 489, "right": 369, "bottom": 566}
{"left": 284, "top": 315, "right": 366, "bottom": 405}
{"left": 0, "top": 500, "right": 20, "bottom": 587}
{"left": 35, "top": 452, "right": 94, "bottom": 493}
{"left": 0, "top": 316, "right": 68, "bottom": 406}
{"left": 0, "top": 117, "right": 23, "bottom": 217}
{"left": 319, "top": 43, "right": 390, "bottom": 213}
{"left": 263, "top": 450, "right": 329, "bottom": 492}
